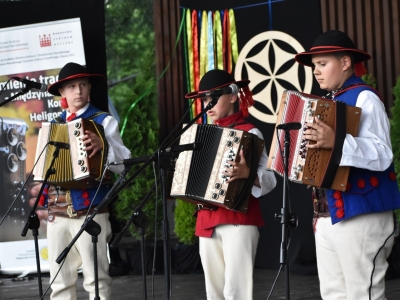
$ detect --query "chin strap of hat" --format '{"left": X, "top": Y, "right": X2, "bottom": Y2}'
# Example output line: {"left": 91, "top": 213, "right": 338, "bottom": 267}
{"left": 238, "top": 85, "right": 255, "bottom": 118}
{"left": 354, "top": 62, "right": 367, "bottom": 77}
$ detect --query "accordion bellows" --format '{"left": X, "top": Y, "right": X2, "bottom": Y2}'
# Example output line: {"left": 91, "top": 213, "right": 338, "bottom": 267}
{"left": 267, "top": 90, "right": 361, "bottom": 191}
{"left": 33, "top": 118, "right": 110, "bottom": 189}
{"left": 170, "top": 124, "right": 265, "bottom": 213}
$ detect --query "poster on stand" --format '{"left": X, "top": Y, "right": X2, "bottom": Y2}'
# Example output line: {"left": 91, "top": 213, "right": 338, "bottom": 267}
{"left": 0, "top": 18, "right": 86, "bottom": 274}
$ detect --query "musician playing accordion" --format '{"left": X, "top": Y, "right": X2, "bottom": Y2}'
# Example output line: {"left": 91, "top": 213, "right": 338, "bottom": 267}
{"left": 36, "top": 62, "right": 131, "bottom": 300}
{"left": 186, "top": 69, "right": 277, "bottom": 300}
{"left": 295, "top": 30, "right": 400, "bottom": 299}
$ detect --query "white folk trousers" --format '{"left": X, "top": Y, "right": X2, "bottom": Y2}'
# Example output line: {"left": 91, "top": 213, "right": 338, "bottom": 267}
{"left": 47, "top": 213, "right": 112, "bottom": 300}
{"left": 199, "top": 224, "right": 259, "bottom": 300}
{"left": 315, "top": 211, "right": 394, "bottom": 300}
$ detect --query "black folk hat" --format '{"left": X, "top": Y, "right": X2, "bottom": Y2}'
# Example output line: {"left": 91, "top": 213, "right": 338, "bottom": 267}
{"left": 295, "top": 30, "right": 371, "bottom": 67}
{"left": 185, "top": 69, "right": 250, "bottom": 99}
{"left": 48, "top": 62, "right": 105, "bottom": 96}
{"left": 185, "top": 69, "right": 254, "bottom": 117}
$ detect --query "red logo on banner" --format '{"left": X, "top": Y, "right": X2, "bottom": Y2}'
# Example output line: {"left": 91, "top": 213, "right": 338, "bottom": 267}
{"left": 39, "top": 34, "right": 51, "bottom": 47}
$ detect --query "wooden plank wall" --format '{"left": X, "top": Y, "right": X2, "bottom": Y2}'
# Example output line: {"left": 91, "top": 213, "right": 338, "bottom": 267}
{"left": 153, "top": 0, "right": 400, "bottom": 138}
{"left": 153, "top": 0, "right": 185, "bottom": 142}
{"left": 320, "top": 0, "right": 400, "bottom": 114}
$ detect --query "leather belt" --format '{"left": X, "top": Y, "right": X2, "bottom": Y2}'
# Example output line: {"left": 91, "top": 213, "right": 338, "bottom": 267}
{"left": 313, "top": 188, "right": 330, "bottom": 218}
{"left": 47, "top": 186, "right": 108, "bottom": 218}
{"left": 195, "top": 204, "right": 218, "bottom": 211}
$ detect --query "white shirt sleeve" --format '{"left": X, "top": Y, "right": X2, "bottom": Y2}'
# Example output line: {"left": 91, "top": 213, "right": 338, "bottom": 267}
{"left": 248, "top": 128, "right": 277, "bottom": 198}
{"left": 340, "top": 90, "right": 393, "bottom": 171}
{"left": 101, "top": 115, "right": 131, "bottom": 174}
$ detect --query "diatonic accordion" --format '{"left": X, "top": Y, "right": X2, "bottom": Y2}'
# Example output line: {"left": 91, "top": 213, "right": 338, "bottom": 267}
{"left": 33, "top": 118, "right": 110, "bottom": 189}
{"left": 267, "top": 90, "right": 362, "bottom": 191}
{"left": 170, "top": 124, "right": 265, "bottom": 213}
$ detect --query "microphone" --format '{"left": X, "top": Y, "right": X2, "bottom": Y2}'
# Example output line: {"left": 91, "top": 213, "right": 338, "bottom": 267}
{"left": 110, "top": 143, "right": 203, "bottom": 166}
{"left": 49, "top": 141, "right": 70, "bottom": 149}
{"left": 12, "top": 77, "right": 47, "bottom": 92}
{"left": 165, "top": 142, "right": 203, "bottom": 153}
{"left": 197, "top": 84, "right": 239, "bottom": 98}
{"left": 276, "top": 122, "right": 302, "bottom": 131}
{"left": 109, "top": 156, "right": 152, "bottom": 166}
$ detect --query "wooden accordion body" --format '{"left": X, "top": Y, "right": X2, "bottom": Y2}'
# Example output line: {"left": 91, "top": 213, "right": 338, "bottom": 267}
{"left": 267, "top": 90, "right": 362, "bottom": 191}
{"left": 33, "top": 118, "right": 110, "bottom": 189}
{"left": 170, "top": 124, "right": 265, "bottom": 213}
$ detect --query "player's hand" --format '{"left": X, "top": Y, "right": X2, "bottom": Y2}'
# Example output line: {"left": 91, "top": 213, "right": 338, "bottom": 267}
{"left": 224, "top": 150, "right": 250, "bottom": 183}
{"left": 28, "top": 182, "right": 48, "bottom": 222}
{"left": 82, "top": 130, "right": 102, "bottom": 158}
{"left": 303, "top": 117, "right": 335, "bottom": 149}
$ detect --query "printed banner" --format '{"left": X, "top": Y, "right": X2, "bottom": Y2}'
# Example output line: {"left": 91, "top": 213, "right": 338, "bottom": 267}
{"left": 0, "top": 18, "right": 86, "bottom": 274}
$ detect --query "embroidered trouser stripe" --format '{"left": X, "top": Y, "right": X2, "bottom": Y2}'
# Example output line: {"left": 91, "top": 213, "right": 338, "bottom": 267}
{"left": 315, "top": 211, "right": 394, "bottom": 300}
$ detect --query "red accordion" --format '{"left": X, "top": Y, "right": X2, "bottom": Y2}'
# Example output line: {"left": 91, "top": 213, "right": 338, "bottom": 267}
{"left": 267, "top": 90, "right": 362, "bottom": 191}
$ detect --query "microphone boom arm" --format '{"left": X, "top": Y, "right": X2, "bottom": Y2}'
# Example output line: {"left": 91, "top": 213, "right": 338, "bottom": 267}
{"left": 0, "top": 86, "right": 30, "bottom": 107}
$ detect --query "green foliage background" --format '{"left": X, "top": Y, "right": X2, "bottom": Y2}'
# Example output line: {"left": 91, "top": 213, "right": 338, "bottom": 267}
{"left": 105, "top": 0, "right": 162, "bottom": 240}
{"left": 390, "top": 76, "right": 400, "bottom": 225}
{"left": 174, "top": 200, "right": 197, "bottom": 245}
{"left": 361, "top": 73, "right": 377, "bottom": 89}
{"left": 105, "top": 1, "right": 197, "bottom": 244}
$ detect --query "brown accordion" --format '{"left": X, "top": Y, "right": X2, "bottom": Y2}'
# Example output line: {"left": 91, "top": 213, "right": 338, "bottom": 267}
{"left": 170, "top": 124, "right": 265, "bottom": 213}
{"left": 267, "top": 90, "right": 362, "bottom": 191}
{"left": 33, "top": 118, "right": 110, "bottom": 189}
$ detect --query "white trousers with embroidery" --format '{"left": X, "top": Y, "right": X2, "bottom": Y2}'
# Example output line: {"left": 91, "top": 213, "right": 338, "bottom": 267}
{"left": 315, "top": 211, "right": 394, "bottom": 300}
{"left": 47, "top": 213, "right": 112, "bottom": 300}
{"left": 199, "top": 224, "right": 259, "bottom": 300}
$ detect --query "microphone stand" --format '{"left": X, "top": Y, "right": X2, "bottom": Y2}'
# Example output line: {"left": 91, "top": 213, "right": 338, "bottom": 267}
{"left": 20, "top": 145, "right": 61, "bottom": 298}
{"left": 89, "top": 97, "right": 220, "bottom": 300}
{"left": 54, "top": 166, "right": 133, "bottom": 300}
{"left": 110, "top": 180, "right": 159, "bottom": 300}
{"left": 274, "top": 129, "right": 298, "bottom": 300}
{"left": 0, "top": 86, "right": 30, "bottom": 107}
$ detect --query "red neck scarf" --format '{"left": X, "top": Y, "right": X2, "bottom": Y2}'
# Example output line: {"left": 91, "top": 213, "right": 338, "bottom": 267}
{"left": 214, "top": 111, "right": 246, "bottom": 128}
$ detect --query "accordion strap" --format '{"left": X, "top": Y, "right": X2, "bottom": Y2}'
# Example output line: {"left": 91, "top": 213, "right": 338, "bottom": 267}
{"left": 53, "top": 116, "right": 65, "bottom": 124}
{"left": 232, "top": 134, "right": 259, "bottom": 211}
{"left": 319, "top": 101, "right": 347, "bottom": 189}
{"left": 228, "top": 121, "right": 247, "bottom": 128}
{"left": 53, "top": 111, "right": 109, "bottom": 124}
{"left": 87, "top": 111, "right": 109, "bottom": 120}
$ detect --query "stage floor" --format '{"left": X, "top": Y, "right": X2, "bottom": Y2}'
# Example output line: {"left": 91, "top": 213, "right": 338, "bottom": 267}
{"left": 1, "top": 268, "right": 400, "bottom": 299}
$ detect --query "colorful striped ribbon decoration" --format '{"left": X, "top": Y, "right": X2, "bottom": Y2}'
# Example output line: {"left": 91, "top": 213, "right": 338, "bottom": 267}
{"left": 182, "top": 8, "right": 239, "bottom": 124}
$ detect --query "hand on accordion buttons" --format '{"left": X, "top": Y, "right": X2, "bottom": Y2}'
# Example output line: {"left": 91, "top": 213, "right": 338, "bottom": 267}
{"left": 83, "top": 130, "right": 103, "bottom": 158}
{"left": 224, "top": 150, "right": 250, "bottom": 183}
{"left": 28, "top": 182, "right": 48, "bottom": 222}
{"left": 303, "top": 117, "right": 335, "bottom": 149}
